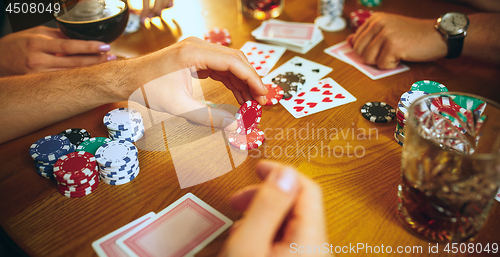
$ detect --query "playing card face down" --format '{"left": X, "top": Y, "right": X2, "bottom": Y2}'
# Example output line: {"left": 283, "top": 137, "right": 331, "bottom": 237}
{"left": 116, "top": 193, "right": 233, "bottom": 257}
{"left": 281, "top": 77, "right": 356, "bottom": 118}
{"left": 92, "top": 212, "right": 156, "bottom": 257}
{"left": 324, "top": 41, "right": 409, "bottom": 80}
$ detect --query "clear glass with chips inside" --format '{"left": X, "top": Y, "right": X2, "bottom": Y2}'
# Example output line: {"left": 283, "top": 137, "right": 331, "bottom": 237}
{"left": 397, "top": 92, "right": 500, "bottom": 243}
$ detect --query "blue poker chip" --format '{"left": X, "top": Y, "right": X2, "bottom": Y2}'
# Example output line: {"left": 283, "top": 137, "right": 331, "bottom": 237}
{"left": 95, "top": 140, "right": 138, "bottom": 168}
{"left": 30, "top": 135, "right": 74, "bottom": 162}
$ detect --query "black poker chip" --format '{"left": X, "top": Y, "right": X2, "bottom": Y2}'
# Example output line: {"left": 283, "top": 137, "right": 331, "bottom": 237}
{"left": 58, "top": 128, "right": 91, "bottom": 146}
{"left": 272, "top": 72, "right": 306, "bottom": 99}
{"left": 360, "top": 102, "right": 396, "bottom": 123}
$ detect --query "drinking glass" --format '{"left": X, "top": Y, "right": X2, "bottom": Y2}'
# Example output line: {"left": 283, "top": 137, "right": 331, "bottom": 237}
{"left": 240, "top": 0, "right": 284, "bottom": 20}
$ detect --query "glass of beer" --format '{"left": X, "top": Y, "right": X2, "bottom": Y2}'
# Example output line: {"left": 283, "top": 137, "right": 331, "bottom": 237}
{"left": 54, "top": 0, "right": 129, "bottom": 43}
{"left": 397, "top": 92, "right": 500, "bottom": 243}
{"left": 240, "top": 0, "right": 284, "bottom": 20}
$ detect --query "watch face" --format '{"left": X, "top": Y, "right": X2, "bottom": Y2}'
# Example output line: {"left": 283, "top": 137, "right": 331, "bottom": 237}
{"left": 440, "top": 12, "right": 469, "bottom": 35}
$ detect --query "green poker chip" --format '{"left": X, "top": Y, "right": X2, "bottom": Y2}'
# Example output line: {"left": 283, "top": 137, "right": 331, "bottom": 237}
{"left": 410, "top": 80, "right": 448, "bottom": 94}
{"left": 451, "top": 95, "right": 485, "bottom": 111}
{"left": 359, "top": 0, "right": 382, "bottom": 7}
{"left": 76, "top": 137, "right": 111, "bottom": 155}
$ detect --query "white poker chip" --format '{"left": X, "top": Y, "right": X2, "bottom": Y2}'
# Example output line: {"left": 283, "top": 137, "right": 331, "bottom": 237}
{"left": 95, "top": 140, "right": 138, "bottom": 168}
{"left": 124, "top": 13, "right": 140, "bottom": 34}
{"left": 103, "top": 108, "right": 143, "bottom": 131}
{"left": 399, "top": 91, "right": 430, "bottom": 108}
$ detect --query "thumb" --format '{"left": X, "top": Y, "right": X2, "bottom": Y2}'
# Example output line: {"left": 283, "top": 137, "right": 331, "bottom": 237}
{"left": 224, "top": 165, "right": 299, "bottom": 257}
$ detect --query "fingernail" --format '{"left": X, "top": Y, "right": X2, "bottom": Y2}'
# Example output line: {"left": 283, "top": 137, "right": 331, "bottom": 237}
{"left": 99, "top": 44, "right": 111, "bottom": 52}
{"left": 107, "top": 54, "right": 117, "bottom": 61}
{"left": 275, "top": 168, "right": 296, "bottom": 192}
{"left": 222, "top": 118, "right": 237, "bottom": 131}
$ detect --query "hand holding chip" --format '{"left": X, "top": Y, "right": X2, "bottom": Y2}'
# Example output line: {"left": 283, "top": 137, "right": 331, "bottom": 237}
{"left": 219, "top": 160, "right": 331, "bottom": 257}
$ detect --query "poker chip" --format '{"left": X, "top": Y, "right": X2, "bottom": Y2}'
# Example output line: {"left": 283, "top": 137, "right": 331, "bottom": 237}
{"left": 360, "top": 102, "right": 396, "bottom": 122}
{"left": 95, "top": 140, "right": 140, "bottom": 185}
{"left": 228, "top": 127, "right": 265, "bottom": 150}
{"left": 77, "top": 137, "right": 112, "bottom": 155}
{"left": 265, "top": 84, "right": 284, "bottom": 105}
{"left": 272, "top": 72, "right": 306, "bottom": 99}
{"left": 410, "top": 80, "right": 448, "bottom": 93}
{"left": 29, "top": 135, "right": 75, "bottom": 179}
{"left": 350, "top": 9, "right": 373, "bottom": 32}
{"left": 53, "top": 151, "right": 99, "bottom": 198}
{"left": 235, "top": 100, "right": 262, "bottom": 135}
{"left": 315, "top": 0, "right": 347, "bottom": 32}
{"left": 394, "top": 130, "right": 404, "bottom": 146}
{"left": 104, "top": 108, "right": 145, "bottom": 143}
{"left": 399, "top": 91, "right": 430, "bottom": 109}
{"left": 359, "top": 0, "right": 382, "bottom": 7}
{"left": 58, "top": 128, "right": 91, "bottom": 147}
{"left": 203, "top": 28, "right": 231, "bottom": 46}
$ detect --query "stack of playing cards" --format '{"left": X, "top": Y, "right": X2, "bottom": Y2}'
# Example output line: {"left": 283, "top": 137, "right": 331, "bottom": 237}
{"left": 92, "top": 193, "right": 232, "bottom": 257}
{"left": 262, "top": 56, "right": 357, "bottom": 118}
{"left": 251, "top": 19, "right": 324, "bottom": 54}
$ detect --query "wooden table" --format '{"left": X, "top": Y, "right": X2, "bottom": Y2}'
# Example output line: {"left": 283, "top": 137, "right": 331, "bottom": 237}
{"left": 1, "top": 0, "right": 499, "bottom": 256}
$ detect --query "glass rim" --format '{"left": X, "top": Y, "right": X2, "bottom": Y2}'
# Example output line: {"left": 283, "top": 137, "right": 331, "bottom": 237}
{"left": 407, "top": 91, "right": 500, "bottom": 159}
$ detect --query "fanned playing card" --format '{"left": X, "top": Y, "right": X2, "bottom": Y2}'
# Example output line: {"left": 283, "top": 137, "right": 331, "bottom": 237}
{"left": 262, "top": 56, "right": 333, "bottom": 99}
{"left": 240, "top": 42, "right": 286, "bottom": 76}
{"left": 116, "top": 193, "right": 233, "bottom": 257}
{"left": 281, "top": 77, "right": 356, "bottom": 118}
{"left": 92, "top": 212, "right": 156, "bottom": 257}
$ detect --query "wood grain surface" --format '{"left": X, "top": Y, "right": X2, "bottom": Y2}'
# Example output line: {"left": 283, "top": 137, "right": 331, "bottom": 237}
{"left": 1, "top": 0, "right": 499, "bottom": 256}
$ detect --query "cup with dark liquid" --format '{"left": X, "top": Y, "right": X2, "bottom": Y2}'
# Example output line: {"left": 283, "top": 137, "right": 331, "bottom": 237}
{"left": 398, "top": 92, "right": 500, "bottom": 243}
{"left": 54, "top": 0, "right": 129, "bottom": 43}
{"left": 240, "top": 0, "right": 283, "bottom": 20}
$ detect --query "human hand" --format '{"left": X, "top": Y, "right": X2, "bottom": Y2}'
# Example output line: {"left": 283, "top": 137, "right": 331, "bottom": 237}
{"left": 347, "top": 12, "right": 447, "bottom": 69}
{"left": 130, "top": 37, "right": 267, "bottom": 131}
{"left": 141, "top": 0, "right": 174, "bottom": 21}
{"left": 0, "top": 26, "right": 115, "bottom": 76}
{"left": 218, "top": 160, "right": 331, "bottom": 257}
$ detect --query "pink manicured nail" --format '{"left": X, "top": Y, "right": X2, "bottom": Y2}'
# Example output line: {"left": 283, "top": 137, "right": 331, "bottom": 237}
{"left": 276, "top": 168, "right": 296, "bottom": 192}
{"left": 99, "top": 44, "right": 111, "bottom": 52}
{"left": 107, "top": 54, "right": 117, "bottom": 61}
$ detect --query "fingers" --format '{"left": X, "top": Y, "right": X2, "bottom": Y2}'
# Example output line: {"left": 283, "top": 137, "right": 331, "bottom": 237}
{"left": 223, "top": 164, "right": 299, "bottom": 256}
{"left": 40, "top": 38, "right": 110, "bottom": 55}
{"left": 229, "top": 185, "right": 260, "bottom": 212}
{"left": 42, "top": 53, "right": 113, "bottom": 69}
{"left": 142, "top": 0, "right": 174, "bottom": 19}
{"left": 141, "top": 0, "right": 152, "bottom": 20}
{"left": 177, "top": 38, "right": 268, "bottom": 106}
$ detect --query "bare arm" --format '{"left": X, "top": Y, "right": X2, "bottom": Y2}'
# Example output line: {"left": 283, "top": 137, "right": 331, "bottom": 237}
{"left": 347, "top": 12, "right": 500, "bottom": 69}
{"left": 0, "top": 37, "right": 267, "bottom": 144}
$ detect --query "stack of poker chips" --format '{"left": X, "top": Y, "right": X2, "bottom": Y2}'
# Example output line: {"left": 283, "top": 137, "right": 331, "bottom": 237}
{"left": 53, "top": 151, "right": 99, "bottom": 198}
{"left": 95, "top": 140, "right": 140, "bottom": 185}
{"left": 77, "top": 137, "right": 112, "bottom": 155}
{"left": 58, "top": 128, "right": 91, "bottom": 149}
{"left": 29, "top": 135, "right": 75, "bottom": 179}
{"left": 315, "top": 0, "right": 346, "bottom": 32}
{"left": 228, "top": 100, "right": 266, "bottom": 150}
{"left": 350, "top": 9, "right": 373, "bottom": 32}
{"left": 358, "top": 0, "right": 382, "bottom": 7}
{"left": 104, "top": 108, "right": 145, "bottom": 143}
{"left": 394, "top": 80, "right": 448, "bottom": 146}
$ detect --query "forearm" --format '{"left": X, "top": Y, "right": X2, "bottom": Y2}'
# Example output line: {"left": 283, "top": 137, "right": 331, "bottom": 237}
{"left": 462, "top": 13, "right": 500, "bottom": 63}
{"left": 0, "top": 60, "right": 140, "bottom": 144}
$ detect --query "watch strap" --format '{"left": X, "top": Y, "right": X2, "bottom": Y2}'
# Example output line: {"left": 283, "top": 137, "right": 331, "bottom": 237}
{"left": 446, "top": 33, "right": 465, "bottom": 59}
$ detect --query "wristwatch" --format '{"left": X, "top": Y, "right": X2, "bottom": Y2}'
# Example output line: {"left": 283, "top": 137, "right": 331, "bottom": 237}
{"left": 434, "top": 12, "right": 469, "bottom": 58}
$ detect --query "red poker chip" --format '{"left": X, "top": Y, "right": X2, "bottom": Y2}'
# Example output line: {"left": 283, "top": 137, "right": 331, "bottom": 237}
{"left": 53, "top": 151, "right": 97, "bottom": 180}
{"left": 228, "top": 128, "right": 265, "bottom": 150}
{"left": 235, "top": 100, "right": 262, "bottom": 135}
{"left": 58, "top": 175, "right": 99, "bottom": 191}
{"left": 203, "top": 28, "right": 231, "bottom": 46}
{"left": 55, "top": 165, "right": 98, "bottom": 185}
{"left": 265, "top": 84, "right": 284, "bottom": 106}
{"left": 58, "top": 180, "right": 99, "bottom": 198}
{"left": 350, "top": 9, "right": 373, "bottom": 32}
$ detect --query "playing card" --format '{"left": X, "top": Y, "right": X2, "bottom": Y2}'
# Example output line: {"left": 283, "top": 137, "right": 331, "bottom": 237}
{"left": 281, "top": 77, "right": 356, "bottom": 118}
{"left": 324, "top": 41, "right": 410, "bottom": 80}
{"left": 258, "top": 19, "right": 316, "bottom": 46}
{"left": 240, "top": 42, "right": 286, "bottom": 76}
{"left": 262, "top": 56, "right": 333, "bottom": 99}
{"left": 92, "top": 212, "right": 156, "bottom": 257}
{"left": 116, "top": 193, "right": 233, "bottom": 257}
